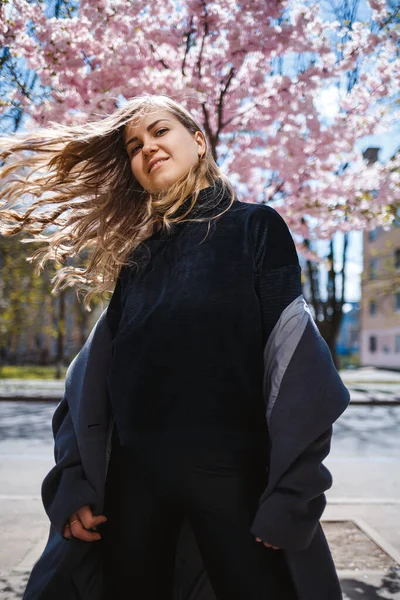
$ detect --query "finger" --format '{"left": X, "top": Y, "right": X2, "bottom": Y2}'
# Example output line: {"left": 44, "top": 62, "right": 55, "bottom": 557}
{"left": 64, "top": 511, "right": 80, "bottom": 538}
{"left": 91, "top": 514, "right": 108, "bottom": 529}
{"left": 263, "top": 542, "right": 280, "bottom": 550}
{"left": 255, "top": 537, "right": 269, "bottom": 545}
{"left": 76, "top": 505, "right": 95, "bottom": 529}
{"left": 254, "top": 535, "right": 280, "bottom": 549}
{"left": 77, "top": 505, "right": 107, "bottom": 530}
{"left": 70, "top": 519, "right": 102, "bottom": 542}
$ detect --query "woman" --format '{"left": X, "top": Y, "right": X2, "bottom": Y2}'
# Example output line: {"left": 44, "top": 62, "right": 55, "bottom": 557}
{"left": 0, "top": 94, "right": 350, "bottom": 600}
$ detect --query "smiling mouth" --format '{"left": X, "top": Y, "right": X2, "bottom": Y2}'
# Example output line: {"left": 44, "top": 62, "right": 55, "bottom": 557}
{"left": 149, "top": 158, "right": 169, "bottom": 174}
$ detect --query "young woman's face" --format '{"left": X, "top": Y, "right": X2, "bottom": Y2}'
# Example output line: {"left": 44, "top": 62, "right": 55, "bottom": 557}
{"left": 124, "top": 109, "right": 206, "bottom": 194}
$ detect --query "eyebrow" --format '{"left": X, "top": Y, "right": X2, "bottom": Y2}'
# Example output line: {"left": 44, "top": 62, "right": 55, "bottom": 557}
{"left": 125, "top": 119, "right": 172, "bottom": 148}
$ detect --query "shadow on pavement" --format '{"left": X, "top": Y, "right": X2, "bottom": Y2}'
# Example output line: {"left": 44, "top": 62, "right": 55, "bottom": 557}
{"left": 341, "top": 568, "right": 400, "bottom": 599}
{"left": 0, "top": 402, "right": 54, "bottom": 442}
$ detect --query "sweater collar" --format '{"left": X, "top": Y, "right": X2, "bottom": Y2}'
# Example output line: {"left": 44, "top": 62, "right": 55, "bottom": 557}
{"left": 149, "top": 179, "right": 233, "bottom": 240}
{"left": 178, "top": 178, "right": 236, "bottom": 216}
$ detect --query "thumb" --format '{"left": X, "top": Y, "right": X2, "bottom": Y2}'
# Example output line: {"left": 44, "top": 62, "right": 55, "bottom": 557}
{"left": 92, "top": 514, "right": 108, "bottom": 526}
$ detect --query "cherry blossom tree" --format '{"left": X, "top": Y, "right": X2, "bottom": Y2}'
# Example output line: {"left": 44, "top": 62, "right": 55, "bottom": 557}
{"left": 1, "top": 0, "right": 399, "bottom": 364}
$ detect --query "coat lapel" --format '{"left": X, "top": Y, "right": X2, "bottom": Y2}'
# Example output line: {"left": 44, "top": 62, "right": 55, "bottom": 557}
{"left": 62, "top": 308, "right": 113, "bottom": 511}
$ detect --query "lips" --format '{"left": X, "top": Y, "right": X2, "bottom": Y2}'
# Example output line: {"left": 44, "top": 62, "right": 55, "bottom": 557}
{"left": 148, "top": 158, "right": 169, "bottom": 173}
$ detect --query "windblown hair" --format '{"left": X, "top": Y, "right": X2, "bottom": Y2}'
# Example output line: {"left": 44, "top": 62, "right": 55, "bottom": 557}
{"left": 0, "top": 94, "right": 236, "bottom": 310}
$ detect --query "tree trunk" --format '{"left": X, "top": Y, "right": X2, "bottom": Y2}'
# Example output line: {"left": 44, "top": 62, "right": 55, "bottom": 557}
{"left": 303, "top": 230, "right": 349, "bottom": 370}
{"left": 55, "top": 290, "right": 66, "bottom": 379}
{"left": 74, "top": 294, "right": 90, "bottom": 347}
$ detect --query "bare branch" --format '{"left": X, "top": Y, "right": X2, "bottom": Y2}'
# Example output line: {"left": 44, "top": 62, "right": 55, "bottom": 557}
{"left": 196, "top": 0, "right": 209, "bottom": 78}
{"left": 181, "top": 15, "right": 194, "bottom": 77}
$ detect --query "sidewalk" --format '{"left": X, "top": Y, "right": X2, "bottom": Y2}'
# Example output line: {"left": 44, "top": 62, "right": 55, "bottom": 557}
{"left": 325, "top": 502, "right": 400, "bottom": 598}
{"left": 2, "top": 500, "right": 399, "bottom": 599}
{"left": 325, "top": 393, "right": 400, "bottom": 599}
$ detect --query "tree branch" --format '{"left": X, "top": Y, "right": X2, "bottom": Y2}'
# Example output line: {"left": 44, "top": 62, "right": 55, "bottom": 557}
{"left": 181, "top": 15, "right": 194, "bottom": 77}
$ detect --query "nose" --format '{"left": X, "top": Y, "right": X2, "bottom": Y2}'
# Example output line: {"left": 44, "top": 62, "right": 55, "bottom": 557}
{"left": 142, "top": 139, "right": 159, "bottom": 157}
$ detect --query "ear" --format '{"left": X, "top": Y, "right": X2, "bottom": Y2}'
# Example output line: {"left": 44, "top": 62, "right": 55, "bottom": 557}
{"left": 195, "top": 131, "right": 206, "bottom": 158}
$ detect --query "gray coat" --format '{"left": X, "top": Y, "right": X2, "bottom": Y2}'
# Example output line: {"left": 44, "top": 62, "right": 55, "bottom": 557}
{"left": 23, "top": 294, "right": 350, "bottom": 600}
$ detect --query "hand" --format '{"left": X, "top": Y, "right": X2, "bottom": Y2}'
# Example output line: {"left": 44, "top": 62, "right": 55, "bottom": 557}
{"left": 63, "top": 504, "right": 107, "bottom": 542}
{"left": 255, "top": 537, "right": 280, "bottom": 550}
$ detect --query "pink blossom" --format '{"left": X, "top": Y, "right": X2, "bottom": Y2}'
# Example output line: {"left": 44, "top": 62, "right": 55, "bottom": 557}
{"left": 0, "top": 0, "right": 398, "bottom": 241}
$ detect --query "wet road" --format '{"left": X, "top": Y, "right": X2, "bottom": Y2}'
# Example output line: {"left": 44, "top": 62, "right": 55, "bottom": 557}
{"left": 0, "top": 400, "right": 399, "bottom": 453}
{"left": 0, "top": 400, "right": 399, "bottom": 499}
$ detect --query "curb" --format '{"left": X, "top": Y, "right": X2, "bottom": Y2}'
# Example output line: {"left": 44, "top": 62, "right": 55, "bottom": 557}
{"left": 351, "top": 517, "right": 400, "bottom": 566}
{"left": 13, "top": 535, "right": 48, "bottom": 574}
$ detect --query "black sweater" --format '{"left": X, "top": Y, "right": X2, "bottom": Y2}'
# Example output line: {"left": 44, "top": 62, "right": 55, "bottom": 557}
{"left": 106, "top": 180, "right": 302, "bottom": 453}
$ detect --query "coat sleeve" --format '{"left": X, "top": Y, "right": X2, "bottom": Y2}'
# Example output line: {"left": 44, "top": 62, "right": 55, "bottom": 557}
{"left": 249, "top": 205, "right": 336, "bottom": 551}
{"left": 250, "top": 426, "right": 334, "bottom": 550}
{"left": 41, "top": 394, "right": 101, "bottom": 536}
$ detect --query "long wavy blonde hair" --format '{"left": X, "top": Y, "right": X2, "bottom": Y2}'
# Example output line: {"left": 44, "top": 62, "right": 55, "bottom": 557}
{"left": 0, "top": 94, "right": 236, "bottom": 310}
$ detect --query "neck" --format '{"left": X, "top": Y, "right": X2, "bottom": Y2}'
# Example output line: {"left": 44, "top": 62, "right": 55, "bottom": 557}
{"left": 182, "top": 178, "right": 229, "bottom": 212}
{"left": 150, "top": 178, "right": 232, "bottom": 237}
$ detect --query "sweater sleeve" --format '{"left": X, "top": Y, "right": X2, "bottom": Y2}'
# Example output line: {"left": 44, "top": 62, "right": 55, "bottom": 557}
{"left": 251, "top": 205, "right": 303, "bottom": 345}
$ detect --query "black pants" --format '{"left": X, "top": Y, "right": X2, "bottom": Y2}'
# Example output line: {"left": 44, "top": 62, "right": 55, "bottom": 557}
{"left": 100, "top": 431, "right": 297, "bottom": 600}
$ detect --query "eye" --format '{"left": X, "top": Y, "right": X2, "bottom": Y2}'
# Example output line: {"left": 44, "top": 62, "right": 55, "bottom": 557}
{"left": 129, "top": 128, "right": 169, "bottom": 157}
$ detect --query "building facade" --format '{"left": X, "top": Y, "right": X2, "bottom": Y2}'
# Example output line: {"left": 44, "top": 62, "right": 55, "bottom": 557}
{"left": 360, "top": 221, "right": 400, "bottom": 369}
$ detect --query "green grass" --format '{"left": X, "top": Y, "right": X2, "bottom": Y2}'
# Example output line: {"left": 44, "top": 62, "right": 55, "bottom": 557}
{"left": 0, "top": 365, "right": 67, "bottom": 380}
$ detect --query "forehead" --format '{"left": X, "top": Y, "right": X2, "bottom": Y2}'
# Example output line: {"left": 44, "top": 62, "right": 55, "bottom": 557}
{"left": 124, "top": 109, "right": 176, "bottom": 139}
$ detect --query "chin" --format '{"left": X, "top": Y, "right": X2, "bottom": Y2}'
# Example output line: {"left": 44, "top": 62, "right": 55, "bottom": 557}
{"left": 150, "top": 174, "right": 181, "bottom": 194}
